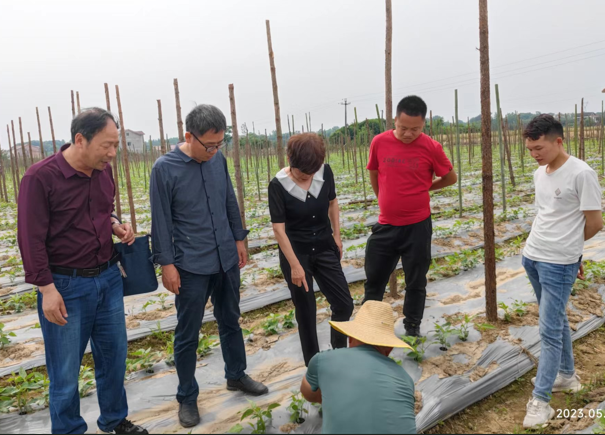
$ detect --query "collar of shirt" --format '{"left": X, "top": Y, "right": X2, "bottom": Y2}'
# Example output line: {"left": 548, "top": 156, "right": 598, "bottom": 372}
{"left": 174, "top": 143, "right": 194, "bottom": 163}
{"left": 276, "top": 164, "right": 325, "bottom": 202}
{"left": 56, "top": 143, "right": 99, "bottom": 179}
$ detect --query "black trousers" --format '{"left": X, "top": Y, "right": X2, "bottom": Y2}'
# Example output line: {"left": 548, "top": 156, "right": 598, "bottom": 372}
{"left": 279, "top": 244, "right": 354, "bottom": 367}
{"left": 363, "top": 217, "right": 432, "bottom": 329}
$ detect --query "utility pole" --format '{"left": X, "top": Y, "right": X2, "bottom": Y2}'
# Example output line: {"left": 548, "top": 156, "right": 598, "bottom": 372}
{"left": 339, "top": 98, "right": 351, "bottom": 130}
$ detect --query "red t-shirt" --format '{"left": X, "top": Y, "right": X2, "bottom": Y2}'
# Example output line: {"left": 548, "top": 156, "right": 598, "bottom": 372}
{"left": 367, "top": 131, "right": 453, "bottom": 226}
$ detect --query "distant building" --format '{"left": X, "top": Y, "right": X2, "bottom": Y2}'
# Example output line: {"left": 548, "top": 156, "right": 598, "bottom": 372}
{"left": 120, "top": 129, "right": 146, "bottom": 153}
{"left": 14, "top": 145, "right": 42, "bottom": 160}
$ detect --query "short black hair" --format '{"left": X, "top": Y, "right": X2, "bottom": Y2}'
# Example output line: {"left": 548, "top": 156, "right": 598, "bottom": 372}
{"left": 396, "top": 95, "right": 428, "bottom": 119}
{"left": 287, "top": 133, "right": 326, "bottom": 174}
{"left": 71, "top": 108, "right": 119, "bottom": 144}
{"left": 186, "top": 104, "right": 227, "bottom": 136}
{"left": 523, "top": 114, "right": 564, "bottom": 141}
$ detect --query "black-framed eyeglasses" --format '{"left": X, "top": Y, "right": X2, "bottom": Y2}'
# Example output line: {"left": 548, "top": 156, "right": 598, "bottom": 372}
{"left": 190, "top": 132, "right": 224, "bottom": 153}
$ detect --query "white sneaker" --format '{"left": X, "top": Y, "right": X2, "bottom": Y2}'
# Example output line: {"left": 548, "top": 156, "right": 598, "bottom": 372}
{"left": 531, "top": 373, "right": 583, "bottom": 393}
{"left": 523, "top": 398, "right": 555, "bottom": 429}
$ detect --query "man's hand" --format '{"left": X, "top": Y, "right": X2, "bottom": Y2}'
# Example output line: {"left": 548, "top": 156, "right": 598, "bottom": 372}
{"left": 40, "top": 284, "right": 68, "bottom": 326}
{"left": 113, "top": 222, "right": 135, "bottom": 246}
{"left": 162, "top": 264, "right": 181, "bottom": 295}
{"left": 578, "top": 264, "right": 586, "bottom": 281}
{"left": 291, "top": 263, "right": 309, "bottom": 292}
{"left": 236, "top": 240, "right": 248, "bottom": 269}
{"left": 334, "top": 236, "right": 343, "bottom": 260}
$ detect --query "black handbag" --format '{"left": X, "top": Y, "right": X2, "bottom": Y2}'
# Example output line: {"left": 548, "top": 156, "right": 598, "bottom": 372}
{"left": 114, "top": 235, "right": 159, "bottom": 297}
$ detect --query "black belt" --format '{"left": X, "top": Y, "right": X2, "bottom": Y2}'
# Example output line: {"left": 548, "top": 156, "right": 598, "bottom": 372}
{"left": 50, "top": 253, "right": 121, "bottom": 278}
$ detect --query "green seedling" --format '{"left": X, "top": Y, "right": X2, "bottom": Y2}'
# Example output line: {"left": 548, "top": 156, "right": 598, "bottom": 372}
{"left": 229, "top": 399, "right": 281, "bottom": 434}
{"left": 78, "top": 366, "right": 96, "bottom": 398}
{"left": 141, "top": 299, "right": 156, "bottom": 313}
{"left": 287, "top": 392, "right": 308, "bottom": 424}
{"left": 475, "top": 322, "right": 496, "bottom": 333}
{"left": 390, "top": 357, "right": 403, "bottom": 366}
{"left": 197, "top": 334, "right": 219, "bottom": 358}
{"left": 499, "top": 300, "right": 528, "bottom": 322}
{"left": 433, "top": 321, "right": 457, "bottom": 351}
{"left": 261, "top": 314, "right": 282, "bottom": 336}
{"left": 0, "top": 323, "right": 16, "bottom": 349}
{"left": 165, "top": 335, "right": 175, "bottom": 366}
{"left": 458, "top": 314, "right": 476, "bottom": 342}
{"left": 282, "top": 310, "right": 296, "bottom": 330}
{"left": 157, "top": 293, "right": 170, "bottom": 310}
{"left": 129, "top": 348, "right": 161, "bottom": 373}
{"left": 4, "top": 368, "right": 47, "bottom": 414}
{"left": 263, "top": 267, "right": 283, "bottom": 280}
{"left": 402, "top": 335, "right": 428, "bottom": 363}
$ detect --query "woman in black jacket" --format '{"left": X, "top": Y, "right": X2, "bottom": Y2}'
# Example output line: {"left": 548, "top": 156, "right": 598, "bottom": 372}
{"left": 268, "top": 133, "right": 354, "bottom": 366}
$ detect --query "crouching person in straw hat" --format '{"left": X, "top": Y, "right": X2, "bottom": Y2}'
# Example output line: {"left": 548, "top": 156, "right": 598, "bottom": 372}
{"left": 300, "top": 301, "right": 417, "bottom": 434}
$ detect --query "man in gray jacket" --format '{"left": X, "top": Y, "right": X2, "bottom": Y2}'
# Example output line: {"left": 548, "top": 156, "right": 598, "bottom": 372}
{"left": 150, "top": 104, "right": 268, "bottom": 429}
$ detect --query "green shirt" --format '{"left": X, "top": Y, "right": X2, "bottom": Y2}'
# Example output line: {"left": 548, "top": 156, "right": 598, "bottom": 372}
{"left": 306, "top": 345, "right": 416, "bottom": 434}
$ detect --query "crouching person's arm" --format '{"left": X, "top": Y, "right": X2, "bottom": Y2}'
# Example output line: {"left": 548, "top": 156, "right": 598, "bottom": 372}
{"left": 301, "top": 376, "right": 322, "bottom": 404}
{"left": 301, "top": 354, "right": 322, "bottom": 404}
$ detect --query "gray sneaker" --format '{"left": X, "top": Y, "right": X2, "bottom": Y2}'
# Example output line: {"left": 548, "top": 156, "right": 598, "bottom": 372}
{"left": 523, "top": 397, "right": 555, "bottom": 429}
{"left": 531, "top": 373, "right": 582, "bottom": 393}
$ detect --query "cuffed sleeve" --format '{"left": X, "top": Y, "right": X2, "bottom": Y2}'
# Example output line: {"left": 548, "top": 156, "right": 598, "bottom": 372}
{"left": 224, "top": 155, "right": 250, "bottom": 242}
{"left": 150, "top": 165, "right": 176, "bottom": 265}
{"left": 18, "top": 174, "right": 53, "bottom": 286}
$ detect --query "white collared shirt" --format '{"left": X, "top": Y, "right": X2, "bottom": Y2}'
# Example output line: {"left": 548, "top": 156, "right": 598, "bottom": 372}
{"left": 275, "top": 165, "right": 326, "bottom": 202}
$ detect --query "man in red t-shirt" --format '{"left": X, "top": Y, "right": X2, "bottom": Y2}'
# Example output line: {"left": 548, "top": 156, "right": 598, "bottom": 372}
{"left": 365, "top": 95, "right": 457, "bottom": 337}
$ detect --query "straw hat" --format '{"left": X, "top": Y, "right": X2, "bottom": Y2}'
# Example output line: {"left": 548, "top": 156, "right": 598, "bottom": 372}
{"left": 329, "top": 301, "right": 412, "bottom": 350}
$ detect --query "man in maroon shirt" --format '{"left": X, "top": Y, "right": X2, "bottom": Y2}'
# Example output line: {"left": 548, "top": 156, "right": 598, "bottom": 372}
{"left": 17, "top": 108, "right": 147, "bottom": 435}
{"left": 364, "top": 96, "right": 457, "bottom": 337}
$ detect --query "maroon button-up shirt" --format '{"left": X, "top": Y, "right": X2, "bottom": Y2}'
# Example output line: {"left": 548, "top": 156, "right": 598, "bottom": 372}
{"left": 17, "top": 144, "right": 116, "bottom": 286}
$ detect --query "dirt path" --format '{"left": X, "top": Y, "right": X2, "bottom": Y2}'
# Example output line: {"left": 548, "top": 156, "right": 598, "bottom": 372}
{"left": 426, "top": 325, "right": 605, "bottom": 434}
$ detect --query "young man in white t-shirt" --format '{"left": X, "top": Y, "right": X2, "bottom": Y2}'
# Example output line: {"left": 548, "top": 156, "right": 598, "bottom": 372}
{"left": 522, "top": 114, "right": 603, "bottom": 428}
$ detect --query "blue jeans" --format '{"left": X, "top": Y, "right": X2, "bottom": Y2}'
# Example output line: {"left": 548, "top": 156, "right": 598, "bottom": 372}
{"left": 522, "top": 256, "right": 581, "bottom": 403}
{"left": 174, "top": 265, "right": 247, "bottom": 404}
{"left": 38, "top": 264, "right": 128, "bottom": 434}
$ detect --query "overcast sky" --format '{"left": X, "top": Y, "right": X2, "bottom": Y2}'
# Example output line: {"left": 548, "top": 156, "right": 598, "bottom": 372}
{"left": 1, "top": 0, "right": 604, "bottom": 146}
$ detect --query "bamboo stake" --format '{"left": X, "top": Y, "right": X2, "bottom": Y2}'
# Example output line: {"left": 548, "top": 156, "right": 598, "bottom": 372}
{"left": 115, "top": 85, "right": 137, "bottom": 233}
{"left": 265, "top": 20, "right": 285, "bottom": 169}
{"left": 574, "top": 104, "right": 578, "bottom": 157}
{"left": 174, "top": 79, "right": 184, "bottom": 143}
{"left": 519, "top": 114, "right": 525, "bottom": 174}
{"left": 48, "top": 107, "right": 57, "bottom": 154}
{"left": 228, "top": 84, "right": 248, "bottom": 252}
{"left": 502, "top": 116, "right": 516, "bottom": 188}
{"left": 265, "top": 130, "right": 271, "bottom": 183}
{"left": 27, "top": 133, "right": 34, "bottom": 165}
{"left": 104, "top": 83, "right": 121, "bottom": 220}
{"left": 36, "top": 107, "right": 45, "bottom": 160}
{"left": 11, "top": 121, "right": 20, "bottom": 183}
{"left": 76, "top": 91, "right": 81, "bottom": 114}
{"left": 495, "top": 85, "right": 506, "bottom": 213}
{"left": 7, "top": 125, "right": 18, "bottom": 200}
{"left": 455, "top": 90, "right": 462, "bottom": 218}
{"left": 245, "top": 126, "right": 251, "bottom": 182}
{"left": 71, "top": 90, "right": 76, "bottom": 118}
{"left": 467, "top": 117, "right": 472, "bottom": 165}
{"left": 429, "top": 111, "right": 433, "bottom": 137}
{"left": 385, "top": 0, "right": 393, "bottom": 131}
{"left": 479, "top": 0, "right": 497, "bottom": 322}
{"left": 580, "top": 98, "right": 585, "bottom": 161}
{"left": 0, "top": 139, "right": 7, "bottom": 202}
{"left": 18, "top": 118, "right": 29, "bottom": 169}
{"left": 601, "top": 101, "right": 604, "bottom": 176}
{"left": 157, "top": 100, "right": 167, "bottom": 155}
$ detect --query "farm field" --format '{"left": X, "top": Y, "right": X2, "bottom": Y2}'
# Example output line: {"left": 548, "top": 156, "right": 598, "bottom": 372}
{"left": 1, "top": 124, "right": 605, "bottom": 433}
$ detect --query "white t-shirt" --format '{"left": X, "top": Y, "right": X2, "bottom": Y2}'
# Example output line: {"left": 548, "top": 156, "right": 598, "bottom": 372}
{"left": 524, "top": 156, "right": 602, "bottom": 265}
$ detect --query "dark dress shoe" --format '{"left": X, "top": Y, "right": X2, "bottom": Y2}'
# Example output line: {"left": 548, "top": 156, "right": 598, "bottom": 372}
{"left": 178, "top": 402, "right": 201, "bottom": 428}
{"left": 112, "top": 419, "right": 149, "bottom": 434}
{"left": 227, "top": 375, "right": 269, "bottom": 396}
